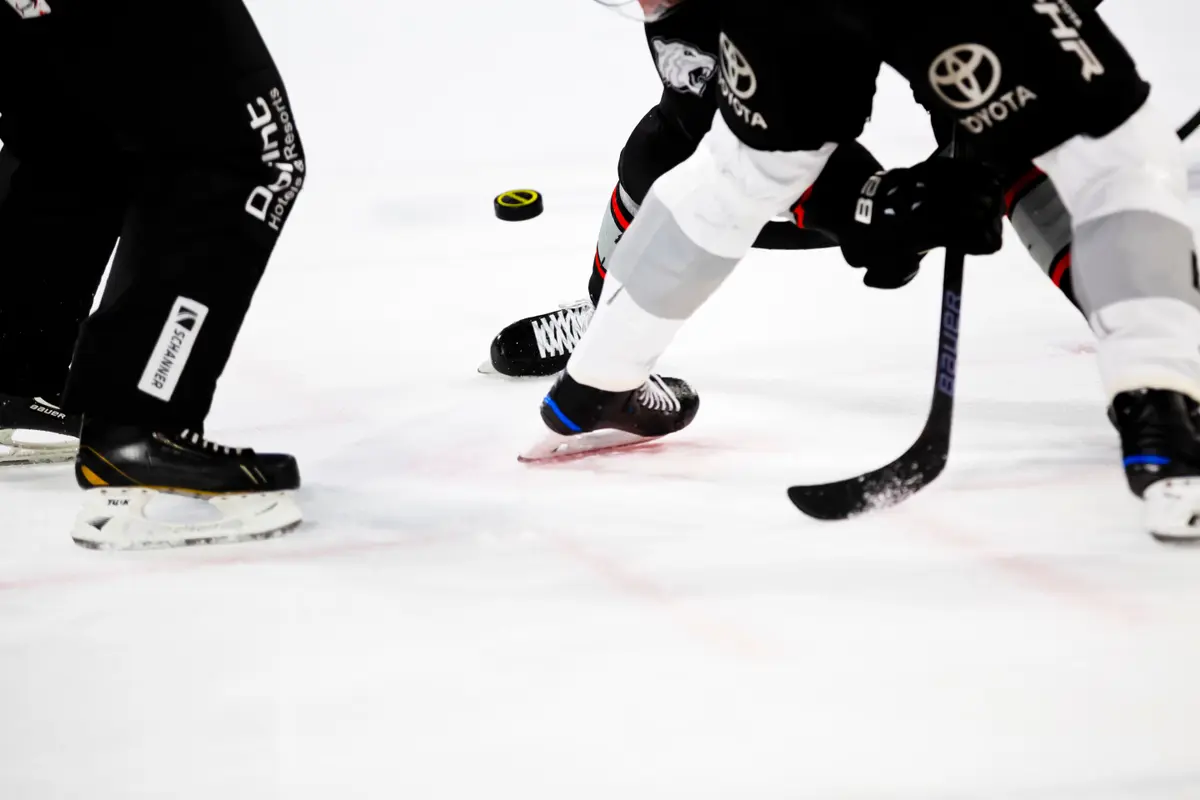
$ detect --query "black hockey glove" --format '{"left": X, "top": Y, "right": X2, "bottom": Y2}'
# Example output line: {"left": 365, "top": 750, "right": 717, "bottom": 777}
{"left": 840, "top": 157, "right": 1005, "bottom": 272}
{"left": 858, "top": 250, "right": 926, "bottom": 290}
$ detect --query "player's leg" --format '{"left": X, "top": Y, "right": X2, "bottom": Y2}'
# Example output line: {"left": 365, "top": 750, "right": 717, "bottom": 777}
{"left": 0, "top": 141, "right": 130, "bottom": 464}
{"left": 521, "top": 3, "right": 883, "bottom": 458}
{"left": 521, "top": 0, "right": 1009, "bottom": 460}
{"left": 0, "top": 18, "right": 129, "bottom": 463}
{"left": 485, "top": 100, "right": 864, "bottom": 379}
{"left": 487, "top": 0, "right": 906, "bottom": 379}
{"left": 485, "top": 0, "right": 725, "bottom": 379}
{"left": 1004, "top": 163, "right": 1080, "bottom": 306}
{"left": 48, "top": 0, "right": 307, "bottom": 547}
{"left": 888, "top": 1, "right": 1200, "bottom": 537}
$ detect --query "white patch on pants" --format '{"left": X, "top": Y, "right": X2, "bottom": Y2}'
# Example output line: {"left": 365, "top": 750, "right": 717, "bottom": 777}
{"left": 137, "top": 297, "right": 210, "bottom": 403}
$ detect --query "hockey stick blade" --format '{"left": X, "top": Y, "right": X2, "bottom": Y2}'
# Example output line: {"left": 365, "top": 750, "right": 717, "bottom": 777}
{"left": 785, "top": 435, "right": 949, "bottom": 520}
{"left": 788, "top": 248, "right": 965, "bottom": 521}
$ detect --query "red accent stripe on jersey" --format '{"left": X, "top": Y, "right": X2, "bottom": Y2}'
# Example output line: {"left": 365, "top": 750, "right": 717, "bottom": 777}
{"left": 791, "top": 185, "right": 815, "bottom": 228}
{"left": 1004, "top": 167, "right": 1046, "bottom": 217}
{"left": 610, "top": 187, "right": 631, "bottom": 231}
{"left": 1051, "top": 249, "right": 1072, "bottom": 287}
{"left": 593, "top": 248, "right": 606, "bottom": 278}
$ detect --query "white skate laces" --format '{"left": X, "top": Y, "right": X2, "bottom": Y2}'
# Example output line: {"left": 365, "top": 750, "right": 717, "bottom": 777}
{"left": 176, "top": 429, "right": 249, "bottom": 456}
{"left": 532, "top": 299, "right": 594, "bottom": 359}
{"left": 637, "top": 374, "right": 681, "bottom": 412}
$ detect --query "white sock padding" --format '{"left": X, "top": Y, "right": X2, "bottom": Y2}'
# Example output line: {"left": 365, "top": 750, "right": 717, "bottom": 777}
{"left": 565, "top": 274, "right": 683, "bottom": 392}
{"left": 1092, "top": 297, "right": 1200, "bottom": 401}
{"left": 565, "top": 115, "right": 838, "bottom": 393}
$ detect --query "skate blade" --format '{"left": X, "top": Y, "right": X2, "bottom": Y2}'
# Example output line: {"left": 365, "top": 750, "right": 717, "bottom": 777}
{"left": 71, "top": 488, "right": 302, "bottom": 550}
{"left": 477, "top": 359, "right": 559, "bottom": 381}
{"left": 0, "top": 429, "right": 78, "bottom": 466}
{"left": 1144, "top": 478, "right": 1200, "bottom": 543}
{"left": 518, "top": 430, "right": 659, "bottom": 463}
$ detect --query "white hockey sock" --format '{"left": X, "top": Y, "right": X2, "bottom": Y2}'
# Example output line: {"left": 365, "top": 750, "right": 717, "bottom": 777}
{"left": 565, "top": 274, "right": 682, "bottom": 392}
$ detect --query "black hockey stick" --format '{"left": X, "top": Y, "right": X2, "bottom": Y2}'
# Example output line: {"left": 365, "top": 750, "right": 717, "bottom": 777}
{"left": 1179, "top": 107, "right": 1200, "bottom": 142}
{"left": 787, "top": 248, "right": 964, "bottom": 520}
{"left": 788, "top": 111, "right": 1200, "bottom": 522}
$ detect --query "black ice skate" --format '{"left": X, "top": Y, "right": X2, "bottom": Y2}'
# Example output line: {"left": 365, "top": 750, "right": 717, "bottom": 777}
{"left": 1112, "top": 389, "right": 1200, "bottom": 542}
{"left": 71, "top": 421, "right": 302, "bottom": 550}
{"left": 481, "top": 298, "right": 594, "bottom": 378}
{"left": 0, "top": 394, "right": 81, "bottom": 465}
{"left": 519, "top": 371, "right": 699, "bottom": 462}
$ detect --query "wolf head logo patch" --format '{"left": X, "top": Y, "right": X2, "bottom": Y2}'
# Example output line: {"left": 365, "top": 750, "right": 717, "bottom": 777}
{"left": 6, "top": 0, "right": 51, "bottom": 19}
{"left": 652, "top": 38, "right": 717, "bottom": 98}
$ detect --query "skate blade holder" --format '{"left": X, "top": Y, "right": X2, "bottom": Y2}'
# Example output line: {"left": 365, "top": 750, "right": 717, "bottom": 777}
{"left": 0, "top": 428, "right": 78, "bottom": 465}
{"left": 518, "top": 430, "right": 658, "bottom": 463}
{"left": 1144, "top": 478, "right": 1200, "bottom": 543}
{"left": 71, "top": 487, "right": 302, "bottom": 550}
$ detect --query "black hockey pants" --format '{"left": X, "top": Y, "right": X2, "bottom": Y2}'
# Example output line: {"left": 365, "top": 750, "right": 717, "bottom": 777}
{"left": 0, "top": 0, "right": 305, "bottom": 429}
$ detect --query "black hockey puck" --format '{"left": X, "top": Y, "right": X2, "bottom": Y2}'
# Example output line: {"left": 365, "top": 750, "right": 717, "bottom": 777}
{"left": 494, "top": 189, "right": 544, "bottom": 222}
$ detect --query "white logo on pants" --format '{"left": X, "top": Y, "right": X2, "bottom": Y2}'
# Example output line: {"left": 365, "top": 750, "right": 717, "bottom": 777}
{"left": 929, "top": 44, "right": 1003, "bottom": 110}
{"left": 5, "top": 0, "right": 51, "bottom": 18}
{"left": 138, "top": 297, "right": 210, "bottom": 402}
{"left": 244, "top": 87, "right": 305, "bottom": 232}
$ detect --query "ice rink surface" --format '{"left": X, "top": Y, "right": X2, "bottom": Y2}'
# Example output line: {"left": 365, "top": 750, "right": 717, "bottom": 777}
{"left": 4, "top": 1, "right": 1200, "bottom": 797}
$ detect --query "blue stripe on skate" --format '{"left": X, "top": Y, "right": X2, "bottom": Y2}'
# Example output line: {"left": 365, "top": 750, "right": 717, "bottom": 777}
{"left": 1124, "top": 455, "right": 1172, "bottom": 466}
{"left": 543, "top": 396, "right": 582, "bottom": 433}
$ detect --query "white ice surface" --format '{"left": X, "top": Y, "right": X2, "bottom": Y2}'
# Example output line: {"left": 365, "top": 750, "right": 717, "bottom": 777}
{"left": 4, "top": 1, "right": 1200, "bottom": 798}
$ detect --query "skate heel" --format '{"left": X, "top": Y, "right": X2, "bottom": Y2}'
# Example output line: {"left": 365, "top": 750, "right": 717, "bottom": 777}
{"left": 71, "top": 487, "right": 302, "bottom": 550}
{"left": 1143, "top": 478, "right": 1200, "bottom": 543}
{"left": 1113, "top": 389, "right": 1200, "bottom": 541}
{"left": 0, "top": 394, "right": 81, "bottom": 465}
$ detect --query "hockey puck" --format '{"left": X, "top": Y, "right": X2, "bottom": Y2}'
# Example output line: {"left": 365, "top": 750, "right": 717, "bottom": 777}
{"left": 494, "top": 189, "right": 544, "bottom": 222}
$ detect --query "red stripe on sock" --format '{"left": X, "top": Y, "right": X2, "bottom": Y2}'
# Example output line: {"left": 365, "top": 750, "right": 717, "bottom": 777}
{"left": 610, "top": 187, "right": 631, "bottom": 231}
{"left": 791, "top": 185, "right": 815, "bottom": 228}
{"left": 1051, "top": 250, "right": 1072, "bottom": 287}
{"left": 1004, "top": 167, "right": 1045, "bottom": 217}
{"left": 593, "top": 248, "right": 606, "bottom": 278}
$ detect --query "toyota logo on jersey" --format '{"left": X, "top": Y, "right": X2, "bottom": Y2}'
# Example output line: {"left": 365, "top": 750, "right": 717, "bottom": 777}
{"left": 928, "top": 44, "right": 1003, "bottom": 111}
